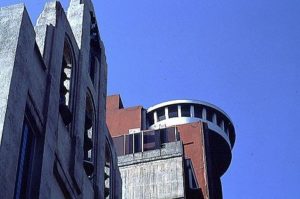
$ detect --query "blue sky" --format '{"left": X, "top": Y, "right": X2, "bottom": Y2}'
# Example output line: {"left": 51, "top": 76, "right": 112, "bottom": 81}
{"left": 1, "top": 0, "right": 299, "bottom": 198}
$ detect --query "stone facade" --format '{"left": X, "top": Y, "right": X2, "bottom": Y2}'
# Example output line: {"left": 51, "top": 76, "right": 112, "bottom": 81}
{"left": 119, "top": 142, "right": 185, "bottom": 199}
{"left": 0, "top": 1, "right": 121, "bottom": 199}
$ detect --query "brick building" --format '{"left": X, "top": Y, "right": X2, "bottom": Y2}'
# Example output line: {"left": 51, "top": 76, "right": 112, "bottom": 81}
{"left": 107, "top": 95, "right": 235, "bottom": 199}
{"left": 0, "top": 1, "right": 121, "bottom": 198}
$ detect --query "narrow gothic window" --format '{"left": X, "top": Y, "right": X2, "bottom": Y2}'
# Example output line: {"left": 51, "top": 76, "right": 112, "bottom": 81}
{"left": 89, "top": 12, "right": 101, "bottom": 85}
{"left": 104, "top": 143, "right": 112, "bottom": 198}
{"left": 83, "top": 94, "right": 95, "bottom": 178}
{"left": 59, "top": 40, "right": 73, "bottom": 126}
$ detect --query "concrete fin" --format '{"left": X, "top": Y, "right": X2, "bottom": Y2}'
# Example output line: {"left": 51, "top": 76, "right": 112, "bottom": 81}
{"left": 36, "top": 1, "right": 63, "bottom": 27}
{"left": 0, "top": 4, "right": 27, "bottom": 145}
{"left": 67, "top": 0, "right": 96, "bottom": 48}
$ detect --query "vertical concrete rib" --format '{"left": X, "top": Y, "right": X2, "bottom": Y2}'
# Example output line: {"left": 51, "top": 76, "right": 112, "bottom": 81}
{"left": 0, "top": 4, "right": 26, "bottom": 144}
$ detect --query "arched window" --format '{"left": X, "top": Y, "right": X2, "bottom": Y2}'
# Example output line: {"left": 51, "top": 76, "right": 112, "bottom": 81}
{"left": 89, "top": 11, "right": 101, "bottom": 85}
{"left": 59, "top": 39, "right": 74, "bottom": 126}
{"left": 83, "top": 93, "right": 95, "bottom": 179}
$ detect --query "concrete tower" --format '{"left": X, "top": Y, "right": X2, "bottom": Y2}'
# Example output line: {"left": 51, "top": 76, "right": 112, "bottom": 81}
{"left": 107, "top": 95, "right": 236, "bottom": 199}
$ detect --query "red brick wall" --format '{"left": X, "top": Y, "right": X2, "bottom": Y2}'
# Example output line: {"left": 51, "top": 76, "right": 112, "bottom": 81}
{"left": 106, "top": 95, "right": 143, "bottom": 137}
{"left": 178, "top": 122, "right": 209, "bottom": 198}
{"left": 106, "top": 95, "right": 123, "bottom": 110}
{"left": 106, "top": 107, "right": 143, "bottom": 137}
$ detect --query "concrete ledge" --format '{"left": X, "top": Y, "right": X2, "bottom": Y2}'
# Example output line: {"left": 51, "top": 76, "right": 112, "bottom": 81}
{"left": 118, "top": 141, "right": 183, "bottom": 167}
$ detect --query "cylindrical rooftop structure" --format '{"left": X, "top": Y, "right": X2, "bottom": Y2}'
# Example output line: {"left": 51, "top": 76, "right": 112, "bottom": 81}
{"left": 146, "top": 99, "right": 236, "bottom": 176}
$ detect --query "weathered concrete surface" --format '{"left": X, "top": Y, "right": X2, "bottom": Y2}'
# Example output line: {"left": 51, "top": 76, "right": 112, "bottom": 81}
{"left": 119, "top": 142, "right": 185, "bottom": 199}
{"left": 0, "top": 1, "right": 121, "bottom": 199}
{"left": 0, "top": 4, "right": 25, "bottom": 145}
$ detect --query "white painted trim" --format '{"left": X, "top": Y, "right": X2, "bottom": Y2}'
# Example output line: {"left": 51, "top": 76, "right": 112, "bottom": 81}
{"left": 147, "top": 99, "right": 233, "bottom": 124}
{"left": 191, "top": 105, "right": 195, "bottom": 117}
{"left": 202, "top": 108, "right": 207, "bottom": 120}
{"left": 154, "top": 111, "right": 158, "bottom": 123}
{"left": 178, "top": 105, "right": 182, "bottom": 117}
{"left": 165, "top": 107, "right": 169, "bottom": 119}
{"left": 148, "top": 117, "right": 232, "bottom": 148}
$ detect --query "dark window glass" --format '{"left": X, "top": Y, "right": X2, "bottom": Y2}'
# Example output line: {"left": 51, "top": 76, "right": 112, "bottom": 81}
{"left": 206, "top": 109, "right": 213, "bottom": 122}
{"left": 134, "top": 133, "right": 142, "bottom": 153}
{"left": 217, "top": 115, "right": 223, "bottom": 128}
{"left": 185, "top": 159, "right": 198, "bottom": 189}
{"left": 113, "top": 136, "right": 125, "bottom": 156}
{"left": 14, "top": 117, "right": 35, "bottom": 199}
{"left": 168, "top": 105, "right": 178, "bottom": 118}
{"left": 125, "top": 134, "right": 133, "bottom": 154}
{"left": 143, "top": 130, "right": 160, "bottom": 151}
{"left": 224, "top": 123, "right": 228, "bottom": 134}
{"left": 147, "top": 113, "right": 154, "bottom": 126}
{"left": 157, "top": 108, "right": 165, "bottom": 121}
{"left": 160, "top": 127, "right": 176, "bottom": 144}
{"left": 181, "top": 104, "right": 190, "bottom": 117}
{"left": 194, "top": 105, "right": 202, "bottom": 118}
{"left": 224, "top": 123, "right": 231, "bottom": 135}
{"left": 160, "top": 128, "right": 168, "bottom": 144}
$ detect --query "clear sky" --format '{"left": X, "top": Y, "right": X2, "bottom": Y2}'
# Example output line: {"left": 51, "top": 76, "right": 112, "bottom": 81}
{"left": 1, "top": 0, "right": 299, "bottom": 198}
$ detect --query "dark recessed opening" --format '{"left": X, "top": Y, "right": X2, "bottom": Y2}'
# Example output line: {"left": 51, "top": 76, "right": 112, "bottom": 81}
{"left": 147, "top": 113, "right": 154, "bottom": 126}
{"left": 168, "top": 105, "right": 178, "bottom": 118}
{"left": 206, "top": 109, "right": 213, "bottom": 122}
{"left": 194, "top": 105, "right": 202, "bottom": 118}
{"left": 157, "top": 108, "right": 166, "bottom": 121}
{"left": 181, "top": 104, "right": 191, "bottom": 117}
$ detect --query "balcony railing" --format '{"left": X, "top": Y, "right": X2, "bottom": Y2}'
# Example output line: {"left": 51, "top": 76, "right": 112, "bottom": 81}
{"left": 112, "top": 127, "right": 179, "bottom": 156}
